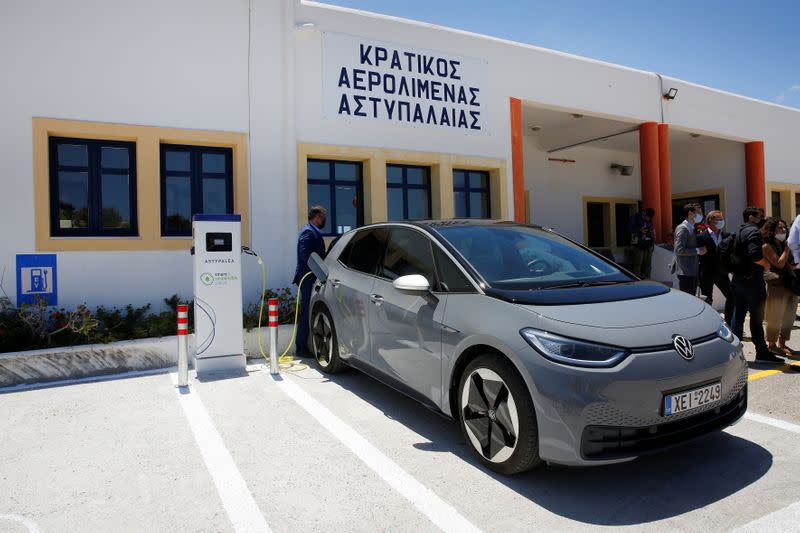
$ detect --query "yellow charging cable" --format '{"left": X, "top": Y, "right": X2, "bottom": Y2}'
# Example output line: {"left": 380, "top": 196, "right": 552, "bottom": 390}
{"left": 254, "top": 253, "right": 309, "bottom": 372}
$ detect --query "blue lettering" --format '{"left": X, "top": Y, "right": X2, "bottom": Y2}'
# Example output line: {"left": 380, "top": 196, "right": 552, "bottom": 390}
{"left": 359, "top": 44, "right": 373, "bottom": 65}
{"left": 398, "top": 101, "right": 411, "bottom": 121}
{"left": 449, "top": 60, "right": 461, "bottom": 80}
{"left": 436, "top": 58, "right": 448, "bottom": 77}
{"left": 384, "top": 99, "right": 396, "bottom": 119}
{"left": 416, "top": 79, "right": 430, "bottom": 99}
{"left": 353, "top": 69, "right": 366, "bottom": 91}
{"left": 337, "top": 67, "right": 350, "bottom": 88}
{"left": 390, "top": 51, "right": 402, "bottom": 69}
{"left": 353, "top": 95, "right": 366, "bottom": 116}
{"left": 457, "top": 87, "right": 468, "bottom": 105}
{"left": 469, "top": 111, "right": 481, "bottom": 130}
{"left": 398, "top": 76, "right": 410, "bottom": 97}
{"left": 422, "top": 56, "right": 434, "bottom": 75}
{"left": 457, "top": 110, "right": 468, "bottom": 128}
{"left": 368, "top": 97, "right": 381, "bottom": 117}
{"left": 443, "top": 84, "right": 455, "bottom": 103}
{"left": 375, "top": 46, "right": 388, "bottom": 65}
{"left": 384, "top": 73, "right": 396, "bottom": 94}
{"left": 426, "top": 106, "right": 438, "bottom": 125}
{"left": 439, "top": 107, "right": 451, "bottom": 126}
{"left": 469, "top": 87, "right": 480, "bottom": 106}
{"left": 430, "top": 81, "right": 442, "bottom": 101}
{"left": 413, "top": 104, "right": 424, "bottom": 123}
{"left": 338, "top": 94, "right": 351, "bottom": 115}
{"left": 368, "top": 71, "right": 381, "bottom": 91}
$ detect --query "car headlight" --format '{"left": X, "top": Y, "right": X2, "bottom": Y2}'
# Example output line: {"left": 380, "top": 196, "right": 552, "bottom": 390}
{"left": 520, "top": 328, "right": 629, "bottom": 368}
{"left": 717, "top": 322, "right": 736, "bottom": 343}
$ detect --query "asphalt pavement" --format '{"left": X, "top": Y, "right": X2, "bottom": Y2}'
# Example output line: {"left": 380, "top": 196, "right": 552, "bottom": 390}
{"left": 1, "top": 334, "right": 799, "bottom": 532}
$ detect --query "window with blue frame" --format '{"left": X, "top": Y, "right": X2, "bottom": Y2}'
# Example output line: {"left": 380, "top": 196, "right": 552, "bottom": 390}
{"left": 386, "top": 164, "right": 431, "bottom": 221}
{"left": 160, "top": 145, "right": 233, "bottom": 236}
{"left": 307, "top": 159, "right": 364, "bottom": 236}
{"left": 49, "top": 137, "right": 137, "bottom": 236}
{"left": 453, "top": 169, "right": 491, "bottom": 218}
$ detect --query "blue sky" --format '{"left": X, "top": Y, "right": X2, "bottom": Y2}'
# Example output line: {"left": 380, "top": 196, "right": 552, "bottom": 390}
{"left": 327, "top": 0, "right": 800, "bottom": 109}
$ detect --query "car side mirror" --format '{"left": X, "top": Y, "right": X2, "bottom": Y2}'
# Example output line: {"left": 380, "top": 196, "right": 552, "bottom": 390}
{"left": 307, "top": 252, "right": 328, "bottom": 282}
{"left": 392, "top": 274, "right": 430, "bottom": 293}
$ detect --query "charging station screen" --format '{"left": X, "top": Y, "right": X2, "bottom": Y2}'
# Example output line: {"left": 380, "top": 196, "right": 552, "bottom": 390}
{"left": 206, "top": 232, "right": 232, "bottom": 252}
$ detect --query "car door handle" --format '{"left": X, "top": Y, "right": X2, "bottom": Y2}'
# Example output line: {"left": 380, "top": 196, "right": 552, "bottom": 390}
{"left": 330, "top": 278, "right": 341, "bottom": 288}
{"left": 369, "top": 294, "right": 384, "bottom": 305}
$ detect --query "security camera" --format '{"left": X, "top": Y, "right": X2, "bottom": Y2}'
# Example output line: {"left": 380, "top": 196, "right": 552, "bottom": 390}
{"left": 610, "top": 164, "right": 634, "bottom": 176}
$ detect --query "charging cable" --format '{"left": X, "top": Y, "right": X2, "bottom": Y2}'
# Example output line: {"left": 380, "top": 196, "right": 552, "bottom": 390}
{"left": 243, "top": 246, "right": 309, "bottom": 372}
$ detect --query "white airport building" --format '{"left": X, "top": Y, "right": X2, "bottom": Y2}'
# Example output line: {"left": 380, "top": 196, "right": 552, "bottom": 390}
{"left": 2, "top": 0, "right": 799, "bottom": 310}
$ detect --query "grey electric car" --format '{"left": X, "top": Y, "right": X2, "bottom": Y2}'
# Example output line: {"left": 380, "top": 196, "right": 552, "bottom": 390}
{"left": 307, "top": 220, "right": 747, "bottom": 474}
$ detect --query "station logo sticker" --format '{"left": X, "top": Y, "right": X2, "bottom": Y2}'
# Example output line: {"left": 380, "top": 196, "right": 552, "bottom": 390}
{"left": 200, "top": 272, "right": 214, "bottom": 286}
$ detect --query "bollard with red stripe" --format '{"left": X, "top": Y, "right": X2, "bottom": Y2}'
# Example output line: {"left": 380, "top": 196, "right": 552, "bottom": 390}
{"left": 177, "top": 305, "right": 189, "bottom": 387}
{"left": 268, "top": 299, "right": 280, "bottom": 375}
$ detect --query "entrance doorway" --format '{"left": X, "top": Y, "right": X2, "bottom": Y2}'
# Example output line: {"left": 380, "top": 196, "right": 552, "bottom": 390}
{"left": 671, "top": 192, "right": 721, "bottom": 229}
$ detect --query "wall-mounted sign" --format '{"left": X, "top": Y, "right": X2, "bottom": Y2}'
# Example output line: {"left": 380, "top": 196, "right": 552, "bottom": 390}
{"left": 323, "top": 32, "right": 489, "bottom": 134}
{"left": 16, "top": 254, "right": 58, "bottom": 306}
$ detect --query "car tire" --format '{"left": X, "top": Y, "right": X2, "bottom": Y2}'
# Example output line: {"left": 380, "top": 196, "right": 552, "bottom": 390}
{"left": 311, "top": 306, "right": 346, "bottom": 374}
{"left": 458, "top": 355, "right": 541, "bottom": 474}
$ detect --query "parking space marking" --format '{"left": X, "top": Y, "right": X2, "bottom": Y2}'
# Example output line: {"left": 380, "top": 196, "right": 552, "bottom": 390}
{"left": 748, "top": 361, "right": 800, "bottom": 382}
{"left": 170, "top": 373, "right": 271, "bottom": 533}
{"left": 744, "top": 412, "right": 800, "bottom": 435}
{"left": 0, "top": 514, "right": 40, "bottom": 532}
{"left": 268, "top": 370, "right": 483, "bottom": 533}
{"left": 733, "top": 501, "right": 800, "bottom": 532}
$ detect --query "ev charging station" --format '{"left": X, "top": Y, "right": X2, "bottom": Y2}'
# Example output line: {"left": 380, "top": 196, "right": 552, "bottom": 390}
{"left": 192, "top": 214, "right": 246, "bottom": 378}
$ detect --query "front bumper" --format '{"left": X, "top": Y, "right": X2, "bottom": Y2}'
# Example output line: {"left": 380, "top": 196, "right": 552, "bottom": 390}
{"left": 581, "top": 385, "right": 747, "bottom": 460}
{"left": 518, "top": 337, "right": 748, "bottom": 466}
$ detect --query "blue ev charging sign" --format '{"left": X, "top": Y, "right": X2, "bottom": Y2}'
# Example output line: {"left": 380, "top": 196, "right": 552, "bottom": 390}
{"left": 16, "top": 254, "right": 58, "bottom": 306}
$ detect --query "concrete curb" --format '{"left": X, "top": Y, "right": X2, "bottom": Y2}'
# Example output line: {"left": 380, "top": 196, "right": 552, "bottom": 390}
{"left": 0, "top": 325, "right": 295, "bottom": 387}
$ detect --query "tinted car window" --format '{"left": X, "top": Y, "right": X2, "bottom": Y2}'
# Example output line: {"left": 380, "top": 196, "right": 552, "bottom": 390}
{"left": 437, "top": 225, "right": 632, "bottom": 290}
{"left": 379, "top": 228, "right": 435, "bottom": 285}
{"left": 433, "top": 246, "right": 474, "bottom": 292}
{"left": 340, "top": 228, "right": 388, "bottom": 274}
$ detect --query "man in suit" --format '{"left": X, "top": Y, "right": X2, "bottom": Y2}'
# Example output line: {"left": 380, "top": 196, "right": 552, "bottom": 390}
{"left": 294, "top": 206, "right": 327, "bottom": 357}
{"left": 697, "top": 210, "right": 734, "bottom": 324}
{"left": 672, "top": 203, "right": 707, "bottom": 294}
{"left": 628, "top": 207, "right": 655, "bottom": 278}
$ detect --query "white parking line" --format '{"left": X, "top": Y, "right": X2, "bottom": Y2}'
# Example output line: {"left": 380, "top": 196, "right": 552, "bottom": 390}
{"left": 744, "top": 412, "right": 800, "bottom": 435}
{"left": 268, "top": 370, "right": 482, "bottom": 533}
{"left": 733, "top": 501, "right": 800, "bottom": 532}
{"left": 170, "top": 373, "right": 271, "bottom": 533}
{"left": 0, "top": 514, "right": 40, "bottom": 532}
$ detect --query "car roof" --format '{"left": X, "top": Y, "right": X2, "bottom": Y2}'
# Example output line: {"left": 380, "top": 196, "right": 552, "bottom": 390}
{"left": 358, "top": 219, "right": 547, "bottom": 231}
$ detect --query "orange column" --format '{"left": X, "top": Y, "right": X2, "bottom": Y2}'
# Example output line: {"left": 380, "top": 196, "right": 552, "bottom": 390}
{"left": 657, "top": 123, "right": 672, "bottom": 239}
{"left": 639, "top": 122, "right": 662, "bottom": 241}
{"left": 745, "top": 141, "right": 766, "bottom": 208}
{"left": 509, "top": 97, "right": 526, "bottom": 222}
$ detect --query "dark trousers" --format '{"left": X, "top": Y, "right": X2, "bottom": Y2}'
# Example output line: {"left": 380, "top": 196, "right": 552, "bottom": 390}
{"left": 295, "top": 275, "right": 315, "bottom": 354}
{"left": 699, "top": 273, "right": 734, "bottom": 325}
{"left": 677, "top": 275, "right": 698, "bottom": 295}
{"left": 631, "top": 246, "right": 654, "bottom": 278}
{"left": 731, "top": 276, "right": 768, "bottom": 355}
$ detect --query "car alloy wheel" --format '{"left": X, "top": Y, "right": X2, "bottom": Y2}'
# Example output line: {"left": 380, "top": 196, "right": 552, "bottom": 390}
{"left": 461, "top": 367, "right": 520, "bottom": 464}
{"left": 312, "top": 311, "right": 333, "bottom": 368}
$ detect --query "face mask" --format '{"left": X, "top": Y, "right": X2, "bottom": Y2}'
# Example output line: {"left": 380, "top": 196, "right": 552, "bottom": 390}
{"left": 715, "top": 220, "right": 725, "bottom": 230}
{"left": 693, "top": 213, "right": 703, "bottom": 224}
{"left": 776, "top": 233, "right": 787, "bottom": 242}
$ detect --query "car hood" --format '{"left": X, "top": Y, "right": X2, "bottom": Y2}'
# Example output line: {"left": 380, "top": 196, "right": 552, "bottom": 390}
{"left": 521, "top": 288, "right": 707, "bottom": 329}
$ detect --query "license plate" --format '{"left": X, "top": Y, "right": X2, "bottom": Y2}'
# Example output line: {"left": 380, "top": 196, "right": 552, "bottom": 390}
{"left": 664, "top": 382, "right": 721, "bottom": 416}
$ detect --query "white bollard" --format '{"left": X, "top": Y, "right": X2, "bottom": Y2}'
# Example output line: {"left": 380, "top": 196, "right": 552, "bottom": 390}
{"left": 177, "top": 304, "right": 189, "bottom": 387}
{"left": 268, "top": 298, "right": 280, "bottom": 375}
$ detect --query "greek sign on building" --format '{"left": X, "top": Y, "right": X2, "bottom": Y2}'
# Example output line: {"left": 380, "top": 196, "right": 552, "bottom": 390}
{"left": 323, "top": 32, "right": 489, "bottom": 134}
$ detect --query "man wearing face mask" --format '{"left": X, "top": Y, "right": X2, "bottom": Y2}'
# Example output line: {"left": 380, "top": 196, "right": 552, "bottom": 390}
{"left": 293, "top": 205, "right": 327, "bottom": 357}
{"left": 697, "top": 210, "right": 734, "bottom": 324}
{"left": 671, "top": 203, "right": 707, "bottom": 295}
{"left": 730, "top": 206, "right": 779, "bottom": 363}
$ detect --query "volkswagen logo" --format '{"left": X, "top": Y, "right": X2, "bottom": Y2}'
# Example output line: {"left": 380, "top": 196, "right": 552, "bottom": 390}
{"left": 673, "top": 335, "right": 694, "bottom": 360}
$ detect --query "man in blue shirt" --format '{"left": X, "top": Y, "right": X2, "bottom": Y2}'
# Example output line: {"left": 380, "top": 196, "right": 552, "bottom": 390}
{"left": 294, "top": 206, "right": 327, "bottom": 357}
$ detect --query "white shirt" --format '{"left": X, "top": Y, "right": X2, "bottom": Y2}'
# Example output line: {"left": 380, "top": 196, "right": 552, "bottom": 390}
{"left": 708, "top": 228, "right": 723, "bottom": 247}
{"left": 788, "top": 214, "right": 800, "bottom": 264}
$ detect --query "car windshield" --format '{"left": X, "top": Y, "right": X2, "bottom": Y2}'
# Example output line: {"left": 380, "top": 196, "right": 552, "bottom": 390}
{"left": 436, "top": 225, "right": 633, "bottom": 290}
